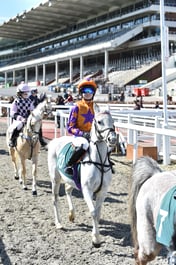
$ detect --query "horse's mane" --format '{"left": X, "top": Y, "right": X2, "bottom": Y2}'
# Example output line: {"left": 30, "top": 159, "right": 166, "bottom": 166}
{"left": 129, "top": 156, "right": 162, "bottom": 247}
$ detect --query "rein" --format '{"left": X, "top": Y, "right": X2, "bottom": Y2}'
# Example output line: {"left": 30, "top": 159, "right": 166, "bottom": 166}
{"left": 81, "top": 140, "right": 112, "bottom": 194}
{"left": 19, "top": 121, "right": 40, "bottom": 159}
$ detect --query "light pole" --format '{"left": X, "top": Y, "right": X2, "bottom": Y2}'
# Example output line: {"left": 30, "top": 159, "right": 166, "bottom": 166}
{"left": 160, "top": 0, "right": 170, "bottom": 164}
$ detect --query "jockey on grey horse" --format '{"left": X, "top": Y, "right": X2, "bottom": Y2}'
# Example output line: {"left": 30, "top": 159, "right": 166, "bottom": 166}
{"left": 64, "top": 78, "right": 97, "bottom": 175}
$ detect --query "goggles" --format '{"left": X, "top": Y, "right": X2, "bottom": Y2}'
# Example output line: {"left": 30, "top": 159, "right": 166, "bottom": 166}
{"left": 82, "top": 87, "right": 94, "bottom": 94}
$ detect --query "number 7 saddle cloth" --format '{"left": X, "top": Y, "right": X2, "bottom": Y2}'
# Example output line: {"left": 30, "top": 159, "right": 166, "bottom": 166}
{"left": 156, "top": 186, "right": 176, "bottom": 247}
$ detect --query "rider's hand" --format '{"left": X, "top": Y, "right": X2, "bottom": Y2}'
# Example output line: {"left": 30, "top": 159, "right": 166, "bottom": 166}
{"left": 82, "top": 132, "right": 90, "bottom": 140}
{"left": 21, "top": 118, "right": 26, "bottom": 124}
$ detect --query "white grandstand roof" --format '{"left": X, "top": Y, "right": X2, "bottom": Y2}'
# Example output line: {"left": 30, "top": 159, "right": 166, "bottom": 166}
{"left": 0, "top": 0, "right": 136, "bottom": 42}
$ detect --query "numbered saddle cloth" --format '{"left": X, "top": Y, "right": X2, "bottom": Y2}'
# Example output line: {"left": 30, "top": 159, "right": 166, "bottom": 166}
{"left": 156, "top": 186, "right": 176, "bottom": 247}
{"left": 56, "top": 142, "right": 81, "bottom": 190}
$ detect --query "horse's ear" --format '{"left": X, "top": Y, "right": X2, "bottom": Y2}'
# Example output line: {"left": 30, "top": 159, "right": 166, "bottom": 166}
{"left": 94, "top": 103, "right": 100, "bottom": 114}
{"left": 94, "top": 103, "right": 110, "bottom": 114}
{"left": 39, "top": 92, "right": 46, "bottom": 102}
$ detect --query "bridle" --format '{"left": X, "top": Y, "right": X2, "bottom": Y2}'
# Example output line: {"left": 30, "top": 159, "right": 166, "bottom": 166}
{"left": 81, "top": 116, "right": 116, "bottom": 194}
{"left": 94, "top": 118, "right": 116, "bottom": 143}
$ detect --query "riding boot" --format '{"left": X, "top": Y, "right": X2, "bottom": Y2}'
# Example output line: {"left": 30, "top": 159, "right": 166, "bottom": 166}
{"left": 64, "top": 146, "right": 86, "bottom": 175}
{"left": 39, "top": 128, "right": 47, "bottom": 147}
{"left": 9, "top": 128, "right": 20, "bottom": 147}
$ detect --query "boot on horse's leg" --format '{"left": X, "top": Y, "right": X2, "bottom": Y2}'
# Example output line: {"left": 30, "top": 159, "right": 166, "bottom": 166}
{"left": 64, "top": 146, "right": 85, "bottom": 175}
{"left": 9, "top": 128, "right": 20, "bottom": 147}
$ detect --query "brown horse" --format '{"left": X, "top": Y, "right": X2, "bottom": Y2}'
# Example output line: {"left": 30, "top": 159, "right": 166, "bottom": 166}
{"left": 6, "top": 98, "right": 52, "bottom": 195}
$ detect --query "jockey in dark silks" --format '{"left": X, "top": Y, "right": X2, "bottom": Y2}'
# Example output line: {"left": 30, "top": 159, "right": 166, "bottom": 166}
{"left": 8, "top": 83, "right": 34, "bottom": 147}
{"left": 29, "top": 88, "right": 47, "bottom": 147}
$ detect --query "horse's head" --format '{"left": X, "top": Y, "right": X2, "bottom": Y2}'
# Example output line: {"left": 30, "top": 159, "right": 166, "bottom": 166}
{"left": 26, "top": 111, "right": 42, "bottom": 135}
{"left": 91, "top": 111, "right": 117, "bottom": 148}
{"left": 36, "top": 96, "right": 53, "bottom": 118}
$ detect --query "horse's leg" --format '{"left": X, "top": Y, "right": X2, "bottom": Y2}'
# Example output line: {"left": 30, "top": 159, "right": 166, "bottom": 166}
{"left": 49, "top": 160, "right": 62, "bottom": 228}
{"left": 19, "top": 158, "right": 27, "bottom": 190}
{"left": 82, "top": 186, "right": 101, "bottom": 247}
{"left": 136, "top": 209, "right": 162, "bottom": 265}
{"left": 9, "top": 148, "right": 19, "bottom": 179}
{"left": 65, "top": 183, "right": 75, "bottom": 222}
{"left": 52, "top": 177, "right": 62, "bottom": 229}
{"left": 31, "top": 158, "right": 38, "bottom": 196}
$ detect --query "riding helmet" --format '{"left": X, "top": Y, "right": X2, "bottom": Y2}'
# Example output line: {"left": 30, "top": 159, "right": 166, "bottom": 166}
{"left": 78, "top": 78, "right": 97, "bottom": 94}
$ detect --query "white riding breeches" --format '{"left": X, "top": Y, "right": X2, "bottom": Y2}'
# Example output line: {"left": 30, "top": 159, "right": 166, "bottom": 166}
{"left": 72, "top": 136, "right": 89, "bottom": 150}
{"left": 8, "top": 120, "right": 23, "bottom": 133}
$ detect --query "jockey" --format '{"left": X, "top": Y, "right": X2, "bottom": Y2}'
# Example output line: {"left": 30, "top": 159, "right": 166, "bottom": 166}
{"left": 64, "top": 78, "right": 97, "bottom": 175}
{"left": 8, "top": 83, "right": 34, "bottom": 147}
{"left": 29, "top": 87, "right": 47, "bottom": 148}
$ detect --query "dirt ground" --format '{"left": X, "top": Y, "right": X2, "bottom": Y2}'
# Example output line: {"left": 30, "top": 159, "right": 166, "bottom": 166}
{"left": 0, "top": 121, "right": 175, "bottom": 265}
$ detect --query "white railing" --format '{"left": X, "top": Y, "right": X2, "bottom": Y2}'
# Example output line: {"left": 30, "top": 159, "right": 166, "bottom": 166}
{"left": 56, "top": 107, "right": 176, "bottom": 165}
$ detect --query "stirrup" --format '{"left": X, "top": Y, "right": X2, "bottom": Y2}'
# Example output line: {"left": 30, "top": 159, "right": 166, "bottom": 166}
{"left": 64, "top": 166, "right": 73, "bottom": 175}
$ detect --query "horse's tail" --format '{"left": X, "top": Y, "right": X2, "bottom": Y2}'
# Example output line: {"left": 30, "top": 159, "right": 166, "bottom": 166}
{"left": 129, "top": 156, "right": 162, "bottom": 248}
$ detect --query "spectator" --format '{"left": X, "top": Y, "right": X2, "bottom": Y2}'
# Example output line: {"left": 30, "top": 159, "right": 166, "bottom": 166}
{"left": 55, "top": 95, "right": 65, "bottom": 128}
{"left": 64, "top": 89, "right": 74, "bottom": 105}
{"left": 139, "top": 96, "right": 143, "bottom": 108}
{"left": 29, "top": 88, "right": 47, "bottom": 148}
{"left": 119, "top": 91, "right": 125, "bottom": 103}
{"left": 133, "top": 100, "right": 141, "bottom": 110}
{"left": 55, "top": 95, "right": 65, "bottom": 105}
{"left": 154, "top": 101, "right": 160, "bottom": 109}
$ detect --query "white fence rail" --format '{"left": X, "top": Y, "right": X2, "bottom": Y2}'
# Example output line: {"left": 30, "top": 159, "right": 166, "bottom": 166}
{"left": 55, "top": 106, "right": 176, "bottom": 165}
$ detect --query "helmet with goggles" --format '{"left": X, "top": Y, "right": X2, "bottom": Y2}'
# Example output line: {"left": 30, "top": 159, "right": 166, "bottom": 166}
{"left": 31, "top": 88, "right": 38, "bottom": 94}
{"left": 78, "top": 79, "right": 97, "bottom": 94}
{"left": 16, "top": 83, "right": 30, "bottom": 93}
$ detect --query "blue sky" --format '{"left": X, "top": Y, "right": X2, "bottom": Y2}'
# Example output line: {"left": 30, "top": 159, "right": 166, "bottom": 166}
{"left": 0, "top": 0, "right": 45, "bottom": 24}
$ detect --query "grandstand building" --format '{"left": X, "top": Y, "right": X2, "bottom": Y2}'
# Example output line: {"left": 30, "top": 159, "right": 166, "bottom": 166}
{"left": 0, "top": 0, "right": 176, "bottom": 95}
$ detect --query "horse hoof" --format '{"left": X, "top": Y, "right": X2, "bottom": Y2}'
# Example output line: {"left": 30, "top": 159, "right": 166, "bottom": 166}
{"left": 92, "top": 242, "right": 101, "bottom": 248}
{"left": 23, "top": 187, "right": 28, "bottom": 190}
{"left": 56, "top": 223, "right": 63, "bottom": 229}
{"left": 32, "top": 191, "right": 37, "bottom": 196}
{"left": 14, "top": 176, "right": 19, "bottom": 180}
{"left": 69, "top": 210, "right": 75, "bottom": 222}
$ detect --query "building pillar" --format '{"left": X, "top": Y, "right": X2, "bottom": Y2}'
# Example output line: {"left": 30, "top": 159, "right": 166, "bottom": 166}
{"left": 80, "top": 55, "right": 83, "bottom": 80}
{"left": 69, "top": 57, "right": 73, "bottom": 83}
{"left": 12, "top": 70, "right": 15, "bottom": 85}
{"left": 35, "top": 65, "right": 39, "bottom": 82}
{"left": 25, "top": 67, "right": 28, "bottom": 83}
{"left": 4, "top": 72, "right": 7, "bottom": 86}
{"left": 104, "top": 50, "right": 109, "bottom": 80}
{"left": 55, "top": 61, "right": 58, "bottom": 84}
{"left": 43, "top": 64, "right": 46, "bottom": 86}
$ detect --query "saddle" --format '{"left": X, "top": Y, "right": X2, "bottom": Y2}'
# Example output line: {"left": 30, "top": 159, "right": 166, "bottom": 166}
{"left": 56, "top": 143, "right": 82, "bottom": 190}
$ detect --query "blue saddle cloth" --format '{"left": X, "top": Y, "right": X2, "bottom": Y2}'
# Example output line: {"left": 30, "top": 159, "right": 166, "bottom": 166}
{"left": 56, "top": 142, "right": 81, "bottom": 190}
{"left": 156, "top": 186, "right": 176, "bottom": 247}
